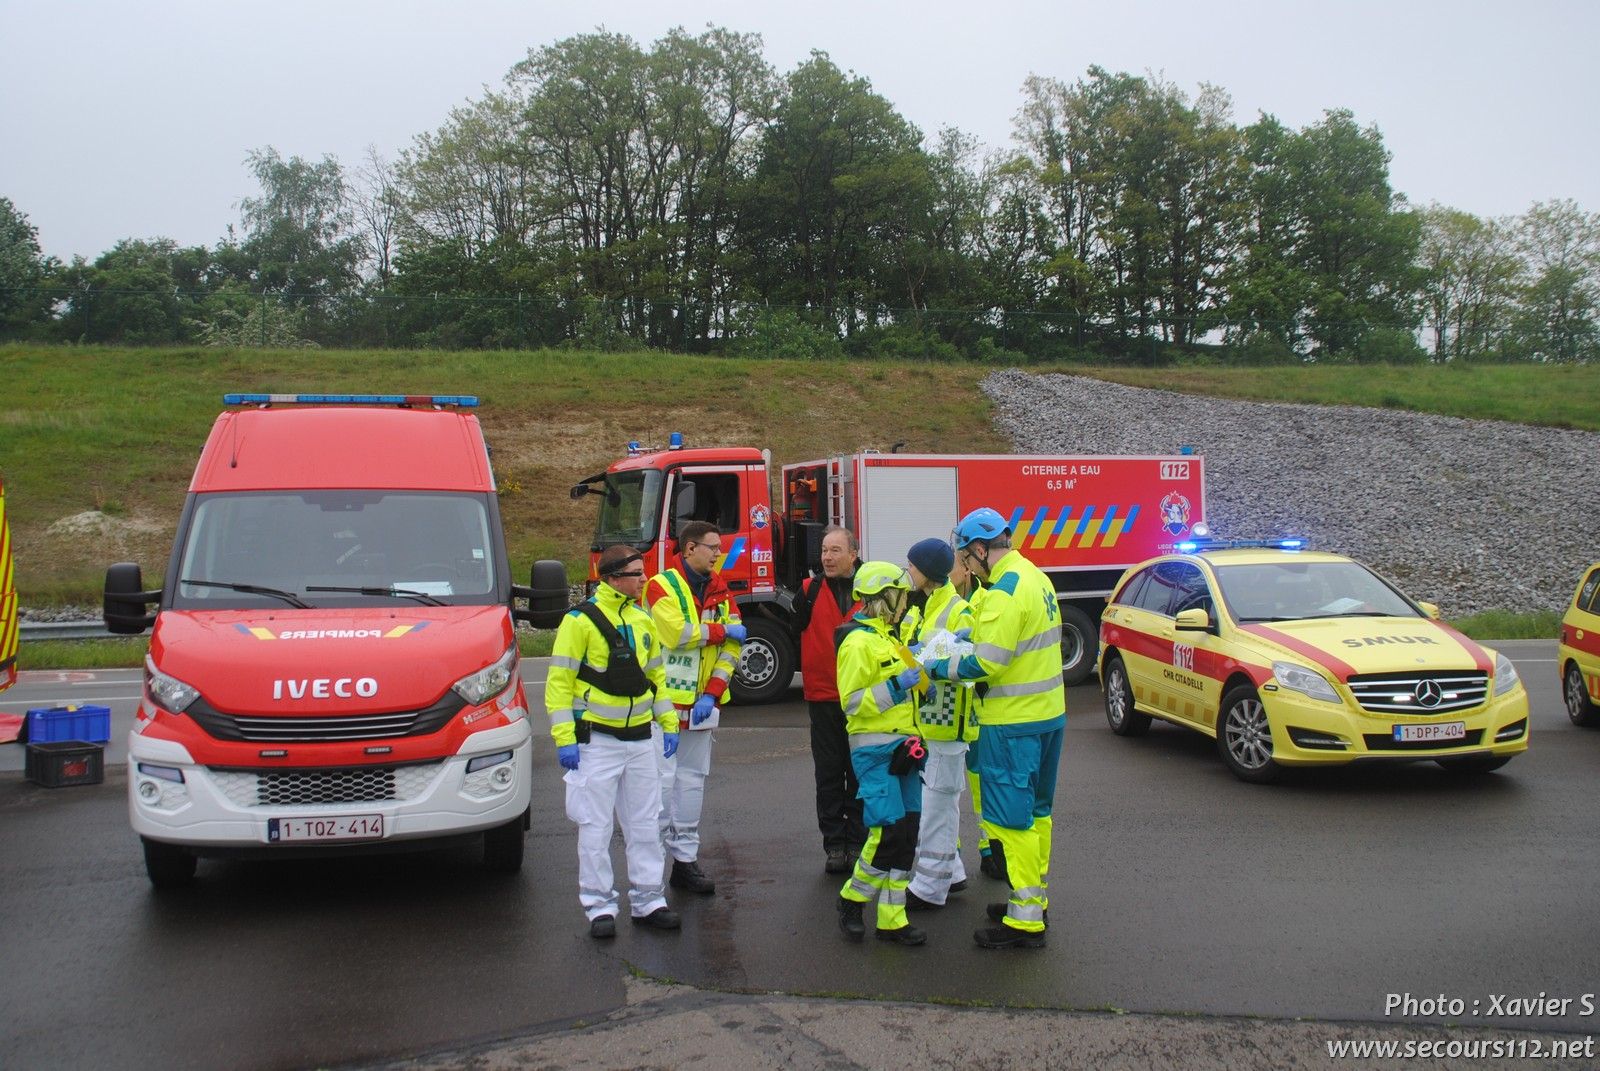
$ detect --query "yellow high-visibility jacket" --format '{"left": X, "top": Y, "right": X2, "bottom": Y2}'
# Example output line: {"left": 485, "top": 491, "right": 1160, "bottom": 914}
{"left": 645, "top": 564, "right": 741, "bottom": 712}
{"left": 901, "top": 581, "right": 976, "bottom": 743}
{"left": 837, "top": 614, "right": 919, "bottom": 740}
{"left": 931, "top": 549, "right": 1064, "bottom": 726}
{"left": 545, "top": 582, "right": 677, "bottom": 748}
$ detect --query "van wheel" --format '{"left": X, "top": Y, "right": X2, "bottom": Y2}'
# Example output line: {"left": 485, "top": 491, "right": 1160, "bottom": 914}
{"left": 729, "top": 618, "right": 795, "bottom": 705}
{"left": 483, "top": 810, "right": 527, "bottom": 874}
{"left": 1436, "top": 754, "right": 1513, "bottom": 775}
{"left": 1565, "top": 663, "right": 1600, "bottom": 727}
{"left": 1217, "top": 684, "right": 1282, "bottom": 784}
{"left": 1102, "top": 655, "right": 1150, "bottom": 737}
{"left": 1058, "top": 604, "right": 1098, "bottom": 686}
{"left": 142, "top": 837, "right": 197, "bottom": 889}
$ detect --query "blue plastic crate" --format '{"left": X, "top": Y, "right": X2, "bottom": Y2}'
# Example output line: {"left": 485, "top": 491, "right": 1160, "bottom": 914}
{"left": 26, "top": 704, "right": 111, "bottom": 744}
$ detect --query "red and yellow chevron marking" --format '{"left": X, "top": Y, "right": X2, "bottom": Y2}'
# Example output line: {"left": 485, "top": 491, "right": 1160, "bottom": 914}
{"left": 0, "top": 478, "right": 16, "bottom": 691}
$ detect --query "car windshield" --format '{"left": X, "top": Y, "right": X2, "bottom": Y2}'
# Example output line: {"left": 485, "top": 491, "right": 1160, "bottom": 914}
{"left": 1213, "top": 560, "right": 1419, "bottom": 623}
{"left": 594, "top": 469, "right": 663, "bottom": 548}
{"left": 173, "top": 491, "right": 497, "bottom": 608}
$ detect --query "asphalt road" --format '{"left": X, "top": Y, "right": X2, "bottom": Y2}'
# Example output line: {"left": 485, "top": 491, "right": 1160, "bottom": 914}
{"left": 1, "top": 642, "right": 1596, "bottom": 1070}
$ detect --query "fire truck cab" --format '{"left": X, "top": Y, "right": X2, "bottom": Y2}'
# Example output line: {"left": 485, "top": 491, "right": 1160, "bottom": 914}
{"left": 552, "top": 438, "right": 1208, "bottom": 703}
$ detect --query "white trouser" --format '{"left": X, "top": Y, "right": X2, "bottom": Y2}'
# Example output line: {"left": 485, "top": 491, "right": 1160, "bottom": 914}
{"left": 565, "top": 733, "right": 667, "bottom": 921}
{"left": 908, "top": 737, "right": 970, "bottom": 904}
{"left": 655, "top": 724, "right": 713, "bottom": 863}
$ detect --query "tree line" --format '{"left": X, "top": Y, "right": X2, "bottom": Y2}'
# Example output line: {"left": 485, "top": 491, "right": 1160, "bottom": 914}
{"left": 3, "top": 27, "right": 1597, "bottom": 363}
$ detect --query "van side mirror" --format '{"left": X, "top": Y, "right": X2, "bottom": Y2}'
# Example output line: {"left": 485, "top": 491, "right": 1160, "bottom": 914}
{"left": 1417, "top": 601, "right": 1442, "bottom": 620}
{"left": 672, "top": 480, "right": 697, "bottom": 538}
{"left": 513, "top": 559, "right": 572, "bottom": 630}
{"left": 104, "top": 562, "right": 160, "bottom": 634}
{"left": 1173, "top": 607, "right": 1211, "bottom": 632}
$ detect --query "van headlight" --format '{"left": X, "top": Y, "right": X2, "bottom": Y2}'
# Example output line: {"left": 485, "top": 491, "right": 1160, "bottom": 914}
{"left": 145, "top": 655, "right": 200, "bottom": 713}
{"left": 1272, "top": 661, "right": 1340, "bottom": 703}
{"left": 452, "top": 643, "right": 519, "bottom": 706}
{"left": 1493, "top": 651, "right": 1521, "bottom": 696}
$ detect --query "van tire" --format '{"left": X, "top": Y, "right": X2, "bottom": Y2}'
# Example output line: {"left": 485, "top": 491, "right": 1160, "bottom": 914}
{"left": 729, "top": 617, "right": 795, "bottom": 705}
{"left": 142, "top": 837, "right": 197, "bottom": 889}
{"left": 483, "top": 810, "right": 527, "bottom": 873}
{"left": 1058, "top": 604, "right": 1098, "bottom": 686}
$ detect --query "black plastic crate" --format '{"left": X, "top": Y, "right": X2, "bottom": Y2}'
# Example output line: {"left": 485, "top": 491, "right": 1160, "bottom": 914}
{"left": 25, "top": 741, "right": 105, "bottom": 788}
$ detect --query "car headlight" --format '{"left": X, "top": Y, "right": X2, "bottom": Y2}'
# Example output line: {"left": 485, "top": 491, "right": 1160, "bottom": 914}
{"left": 1493, "top": 651, "right": 1521, "bottom": 696}
{"left": 1272, "top": 660, "right": 1340, "bottom": 703}
{"left": 145, "top": 655, "right": 200, "bottom": 713}
{"left": 452, "top": 643, "right": 519, "bottom": 706}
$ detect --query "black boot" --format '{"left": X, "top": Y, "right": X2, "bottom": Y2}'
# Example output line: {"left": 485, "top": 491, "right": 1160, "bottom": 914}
{"left": 670, "top": 859, "right": 715, "bottom": 895}
{"left": 875, "top": 924, "right": 927, "bottom": 946}
{"left": 974, "top": 924, "right": 1046, "bottom": 950}
{"left": 980, "top": 841, "right": 1009, "bottom": 883}
{"left": 987, "top": 901, "right": 1049, "bottom": 926}
{"left": 836, "top": 897, "right": 865, "bottom": 942}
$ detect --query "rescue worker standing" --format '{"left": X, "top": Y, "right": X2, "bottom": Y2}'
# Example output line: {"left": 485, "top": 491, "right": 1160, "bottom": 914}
{"left": 952, "top": 552, "right": 1003, "bottom": 883}
{"left": 545, "top": 545, "right": 682, "bottom": 938}
{"left": 836, "top": 562, "right": 927, "bottom": 946}
{"left": 899, "top": 538, "right": 976, "bottom": 911}
{"left": 644, "top": 520, "right": 745, "bottom": 896}
{"left": 925, "top": 508, "right": 1064, "bottom": 950}
{"left": 793, "top": 525, "right": 867, "bottom": 873}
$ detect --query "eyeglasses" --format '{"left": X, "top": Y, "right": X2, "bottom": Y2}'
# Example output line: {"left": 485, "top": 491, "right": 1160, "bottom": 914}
{"left": 692, "top": 543, "right": 722, "bottom": 554}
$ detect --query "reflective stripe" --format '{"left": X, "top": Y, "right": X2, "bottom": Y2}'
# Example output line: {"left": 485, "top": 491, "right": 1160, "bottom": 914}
{"left": 644, "top": 654, "right": 664, "bottom": 673}
{"left": 975, "top": 642, "right": 1014, "bottom": 666}
{"left": 582, "top": 698, "right": 648, "bottom": 718}
{"left": 550, "top": 655, "right": 582, "bottom": 671}
{"left": 632, "top": 884, "right": 666, "bottom": 901}
{"left": 932, "top": 600, "right": 957, "bottom": 632}
{"left": 843, "top": 688, "right": 867, "bottom": 717}
{"left": 921, "top": 849, "right": 957, "bottom": 862}
{"left": 1007, "top": 903, "right": 1046, "bottom": 923}
{"left": 849, "top": 732, "right": 904, "bottom": 750}
{"left": 1016, "top": 626, "right": 1061, "bottom": 655}
{"left": 653, "top": 698, "right": 674, "bottom": 717}
{"left": 985, "top": 677, "right": 1062, "bottom": 700}
{"left": 580, "top": 886, "right": 612, "bottom": 900}
{"left": 698, "top": 623, "right": 714, "bottom": 646}
{"left": 1012, "top": 885, "right": 1045, "bottom": 900}
{"left": 882, "top": 886, "right": 907, "bottom": 906}
{"left": 672, "top": 823, "right": 700, "bottom": 835}
{"left": 848, "top": 876, "right": 879, "bottom": 898}
{"left": 941, "top": 659, "right": 961, "bottom": 682}
{"left": 547, "top": 708, "right": 575, "bottom": 725}
{"left": 914, "top": 863, "right": 953, "bottom": 881}
{"left": 870, "top": 681, "right": 894, "bottom": 712}
{"left": 710, "top": 667, "right": 733, "bottom": 685}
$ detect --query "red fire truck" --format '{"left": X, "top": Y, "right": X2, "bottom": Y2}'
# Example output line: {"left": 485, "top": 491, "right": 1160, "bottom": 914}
{"left": 531, "top": 437, "right": 1207, "bottom": 703}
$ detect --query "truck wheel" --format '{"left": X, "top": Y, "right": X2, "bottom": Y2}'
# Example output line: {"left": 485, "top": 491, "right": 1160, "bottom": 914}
{"left": 142, "top": 837, "right": 197, "bottom": 889}
{"left": 482, "top": 809, "right": 527, "bottom": 874}
{"left": 1058, "top": 604, "right": 1099, "bottom": 686}
{"left": 729, "top": 618, "right": 795, "bottom": 705}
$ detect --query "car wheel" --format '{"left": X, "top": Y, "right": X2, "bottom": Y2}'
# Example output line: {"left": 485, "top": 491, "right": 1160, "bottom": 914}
{"left": 1564, "top": 663, "right": 1600, "bottom": 727}
{"left": 1436, "top": 754, "right": 1514, "bottom": 775}
{"left": 1102, "top": 655, "right": 1151, "bottom": 737}
{"left": 142, "top": 836, "right": 197, "bottom": 889}
{"left": 482, "top": 809, "right": 528, "bottom": 874}
{"left": 1058, "top": 604, "right": 1099, "bottom": 686}
{"left": 1216, "top": 684, "right": 1282, "bottom": 784}
{"left": 729, "top": 617, "right": 795, "bottom": 705}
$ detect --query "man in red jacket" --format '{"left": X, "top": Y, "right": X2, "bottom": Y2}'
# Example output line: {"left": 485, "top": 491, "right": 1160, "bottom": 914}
{"left": 793, "top": 525, "right": 866, "bottom": 873}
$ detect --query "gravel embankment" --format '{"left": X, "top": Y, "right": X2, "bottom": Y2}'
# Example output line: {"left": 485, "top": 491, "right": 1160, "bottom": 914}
{"left": 982, "top": 368, "right": 1600, "bottom": 617}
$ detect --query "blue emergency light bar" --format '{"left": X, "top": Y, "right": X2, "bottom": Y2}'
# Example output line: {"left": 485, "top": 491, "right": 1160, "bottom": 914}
{"left": 1177, "top": 536, "right": 1309, "bottom": 554}
{"left": 223, "top": 393, "right": 478, "bottom": 407}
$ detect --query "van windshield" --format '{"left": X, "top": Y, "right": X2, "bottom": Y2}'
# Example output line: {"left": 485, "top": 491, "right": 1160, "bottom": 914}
{"left": 594, "top": 469, "right": 663, "bottom": 548}
{"left": 173, "top": 491, "right": 498, "bottom": 608}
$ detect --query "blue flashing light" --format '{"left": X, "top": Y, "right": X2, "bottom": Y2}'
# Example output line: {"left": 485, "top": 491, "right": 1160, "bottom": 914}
{"left": 1176, "top": 541, "right": 1200, "bottom": 553}
{"left": 627, "top": 441, "right": 642, "bottom": 457}
{"left": 1178, "top": 535, "right": 1311, "bottom": 554}
{"left": 1279, "top": 538, "right": 1306, "bottom": 551}
{"left": 223, "top": 393, "right": 478, "bottom": 407}
{"left": 1179, "top": 444, "right": 1197, "bottom": 456}
{"left": 668, "top": 431, "right": 684, "bottom": 450}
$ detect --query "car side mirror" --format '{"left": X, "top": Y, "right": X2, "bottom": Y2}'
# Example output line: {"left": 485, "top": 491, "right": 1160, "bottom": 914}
{"left": 104, "top": 562, "right": 160, "bottom": 634}
{"left": 1174, "top": 607, "right": 1211, "bottom": 632}
{"left": 1417, "top": 601, "right": 1442, "bottom": 620}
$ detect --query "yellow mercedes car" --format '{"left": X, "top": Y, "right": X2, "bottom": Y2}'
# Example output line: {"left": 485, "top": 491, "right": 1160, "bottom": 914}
{"left": 1097, "top": 540, "right": 1530, "bottom": 783}
{"left": 1560, "top": 562, "right": 1600, "bottom": 727}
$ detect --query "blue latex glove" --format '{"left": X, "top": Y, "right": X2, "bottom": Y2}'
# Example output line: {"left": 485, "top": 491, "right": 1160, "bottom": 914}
{"left": 907, "top": 640, "right": 924, "bottom": 657}
{"left": 557, "top": 744, "right": 581, "bottom": 771}
{"left": 691, "top": 693, "right": 716, "bottom": 726}
{"left": 662, "top": 732, "right": 680, "bottom": 759}
{"left": 953, "top": 628, "right": 972, "bottom": 641}
{"left": 927, "top": 658, "right": 951, "bottom": 681}
{"left": 894, "top": 666, "right": 922, "bottom": 690}
{"left": 723, "top": 623, "right": 747, "bottom": 643}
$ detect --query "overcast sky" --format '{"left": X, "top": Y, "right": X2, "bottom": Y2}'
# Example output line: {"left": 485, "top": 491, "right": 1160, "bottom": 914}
{"left": 3, "top": 0, "right": 1596, "bottom": 263}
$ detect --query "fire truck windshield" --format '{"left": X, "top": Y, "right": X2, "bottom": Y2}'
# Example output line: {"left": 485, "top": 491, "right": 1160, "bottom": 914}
{"left": 594, "top": 469, "right": 663, "bottom": 548}
{"left": 172, "top": 490, "right": 499, "bottom": 608}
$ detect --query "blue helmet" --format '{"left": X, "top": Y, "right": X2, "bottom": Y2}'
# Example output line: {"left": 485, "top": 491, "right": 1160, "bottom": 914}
{"left": 953, "top": 507, "right": 1010, "bottom": 549}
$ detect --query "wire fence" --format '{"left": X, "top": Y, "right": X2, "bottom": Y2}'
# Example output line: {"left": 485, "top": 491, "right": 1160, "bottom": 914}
{"left": 1, "top": 286, "right": 1593, "bottom": 364}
